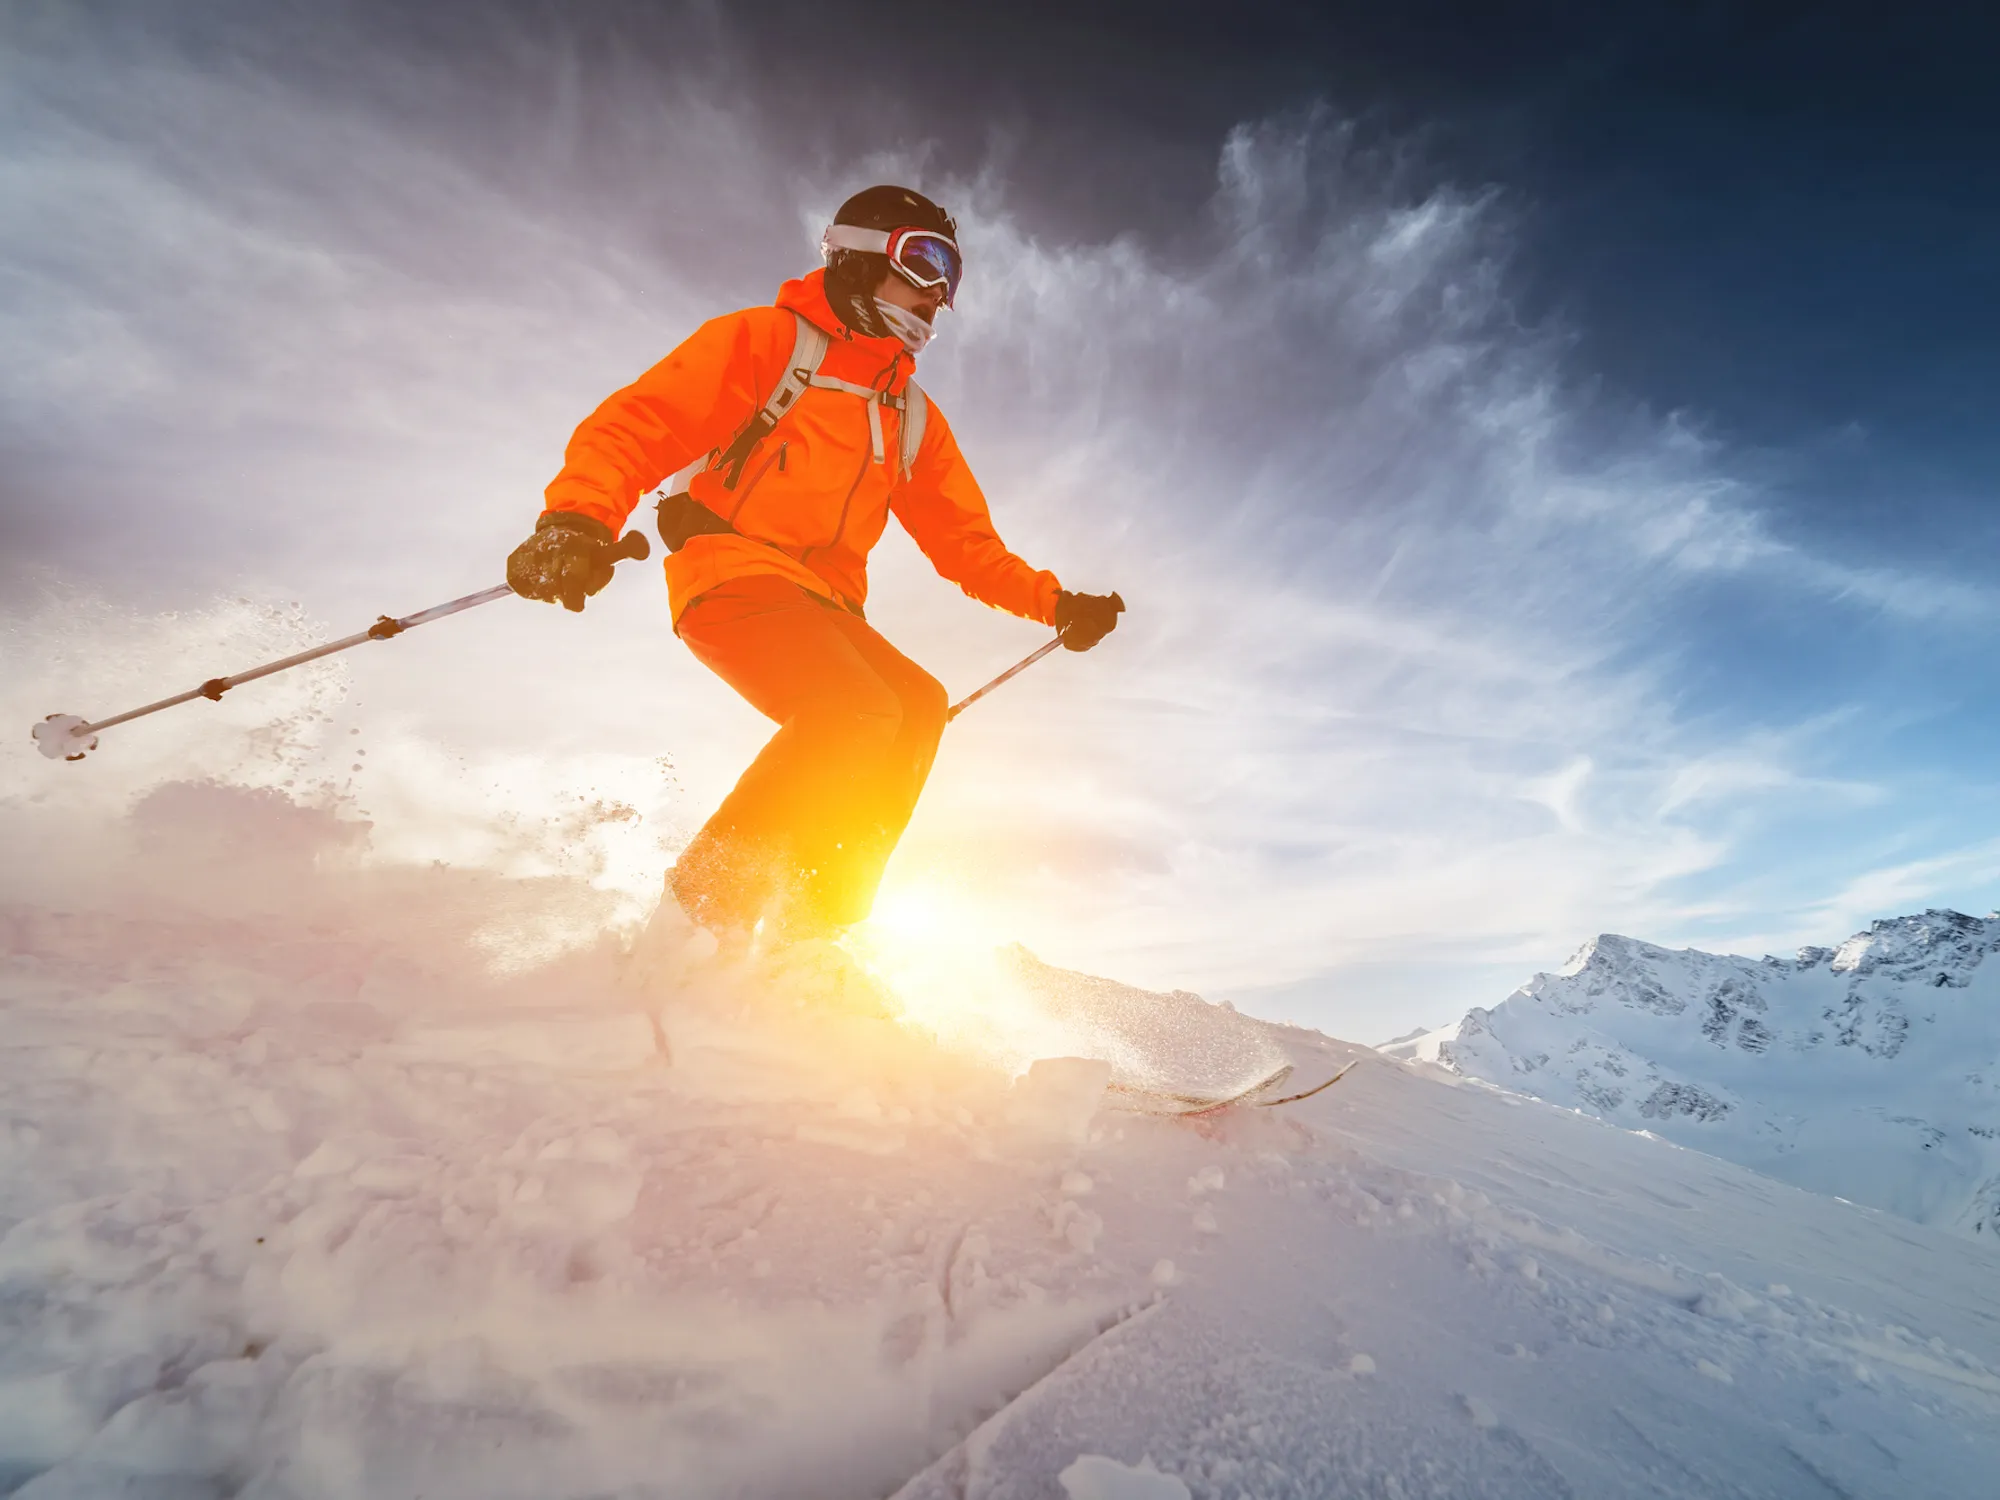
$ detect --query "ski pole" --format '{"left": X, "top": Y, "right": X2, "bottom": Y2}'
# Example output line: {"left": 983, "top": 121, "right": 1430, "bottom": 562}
{"left": 947, "top": 637, "right": 1065, "bottom": 722}
{"left": 31, "top": 532, "right": 651, "bottom": 762}
{"left": 946, "top": 592, "right": 1125, "bottom": 722}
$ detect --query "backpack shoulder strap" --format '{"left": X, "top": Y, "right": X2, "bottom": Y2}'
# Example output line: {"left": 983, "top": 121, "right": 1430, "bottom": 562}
{"left": 714, "top": 311, "right": 829, "bottom": 491}
{"left": 898, "top": 380, "right": 927, "bottom": 482}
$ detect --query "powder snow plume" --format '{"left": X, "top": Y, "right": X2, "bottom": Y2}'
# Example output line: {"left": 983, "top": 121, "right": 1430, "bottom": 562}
{"left": 1, "top": 582, "right": 677, "bottom": 960}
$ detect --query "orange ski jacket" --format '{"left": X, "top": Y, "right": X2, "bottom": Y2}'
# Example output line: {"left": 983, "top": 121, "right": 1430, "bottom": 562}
{"left": 542, "top": 270, "right": 1061, "bottom": 627}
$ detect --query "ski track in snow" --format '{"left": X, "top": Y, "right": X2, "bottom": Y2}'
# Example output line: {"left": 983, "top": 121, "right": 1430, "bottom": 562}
{"left": 3, "top": 799, "right": 2000, "bottom": 1496}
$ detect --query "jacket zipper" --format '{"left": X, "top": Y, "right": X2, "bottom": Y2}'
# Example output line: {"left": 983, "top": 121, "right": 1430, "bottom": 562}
{"left": 806, "top": 368, "right": 899, "bottom": 559}
{"left": 801, "top": 451, "right": 873, "bottom": 562}
{"left": 735, "top": 355, "right": 899, "bottom": 558}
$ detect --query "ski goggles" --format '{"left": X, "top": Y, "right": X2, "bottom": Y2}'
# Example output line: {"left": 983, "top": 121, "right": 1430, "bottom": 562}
{"left": 821, "top": 223, "right": 963, "bottom": 306}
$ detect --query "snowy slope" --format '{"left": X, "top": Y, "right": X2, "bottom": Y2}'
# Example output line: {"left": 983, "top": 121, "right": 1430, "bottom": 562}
{"left": 1432, "top": 910, "right": 2000, "bottom": 1243}
{"left": 1376, "top": 1023, "right": 1455, "bottom": 1064}
{"left": 3, "top": 787, "right": 2000, "bottom": 1498}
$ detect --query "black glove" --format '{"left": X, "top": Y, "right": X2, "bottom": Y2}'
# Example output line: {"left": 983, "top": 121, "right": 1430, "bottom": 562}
{"left": 1054, "top": 590, "right": 1124, "bottom": 652}
{"left": 507, "top": 512, "right": 618, "bottom": 612}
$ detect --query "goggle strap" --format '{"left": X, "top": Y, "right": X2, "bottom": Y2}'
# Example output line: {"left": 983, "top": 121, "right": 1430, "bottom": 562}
{"left": 821, "top": 225, "right": 893, "bottom": 256}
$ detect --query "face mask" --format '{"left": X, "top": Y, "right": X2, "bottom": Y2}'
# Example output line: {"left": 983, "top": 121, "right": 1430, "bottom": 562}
{"left": 873, "top": 298, "right": 936, "bottom": 356}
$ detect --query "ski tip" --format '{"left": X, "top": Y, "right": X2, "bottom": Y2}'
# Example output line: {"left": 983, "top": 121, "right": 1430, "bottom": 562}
{"left": 1255, "top": 1056, "right": 1362, "bottom": 1108}
{"left": 1106, "top": 1062, "right": 1293, "bottom": 1117}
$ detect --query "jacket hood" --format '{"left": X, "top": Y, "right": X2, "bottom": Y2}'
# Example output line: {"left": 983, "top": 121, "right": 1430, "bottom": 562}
{"left": 777, "top": 269, "right": 911, "bottom": 368}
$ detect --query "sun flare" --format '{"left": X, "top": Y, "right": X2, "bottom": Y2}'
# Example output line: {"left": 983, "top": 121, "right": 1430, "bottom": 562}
{"left": 839, "top": 878, "right": 1081, "bottom": 1071}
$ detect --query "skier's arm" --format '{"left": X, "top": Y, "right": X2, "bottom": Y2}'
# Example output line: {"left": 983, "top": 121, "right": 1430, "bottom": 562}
{"left": 890, "top": 401, "right": 1061, "bottom": 625}
{"left": 541, "top": 308, "right": 791, "bottom": 535}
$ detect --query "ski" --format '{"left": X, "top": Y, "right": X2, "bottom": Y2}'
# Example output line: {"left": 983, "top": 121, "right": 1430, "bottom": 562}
{"left": 1106, "top": 1064, "right": 1293, "bottom": 1117}
{"left": 1253, "top": 1057, "right": 1360, "bottom": 1107}
{"left": 1104, "top": 1058, "right": 1361, "bottom": 1118}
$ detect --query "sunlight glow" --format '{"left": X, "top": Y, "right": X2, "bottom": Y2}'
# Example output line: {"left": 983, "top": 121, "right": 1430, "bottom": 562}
{"left": 859, "top": 881, "right": 999, "bottom": 951}
{"left": 841, "top": 878, "right": 1103, "bottom": 1074}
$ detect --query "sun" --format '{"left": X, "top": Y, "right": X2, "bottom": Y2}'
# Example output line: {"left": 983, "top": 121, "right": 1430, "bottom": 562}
{"left": 839, "top": 877, "right": 1076, "bottom": 1070}
{"left": 856, "top": 881, "right": 996, "bottom": 950}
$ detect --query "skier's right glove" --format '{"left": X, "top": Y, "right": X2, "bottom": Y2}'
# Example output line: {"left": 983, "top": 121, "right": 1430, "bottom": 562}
{"left": 1054, "top": 590, "right": 1125, "bottom": 652}
{"left": 507, "top": 511, "right": 619, "bottom": 612}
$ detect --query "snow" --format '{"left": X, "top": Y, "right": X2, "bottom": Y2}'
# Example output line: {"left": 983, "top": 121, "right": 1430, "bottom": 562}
{"left": 3, "top": 784, "right": 1999, "bottom": 1496}
{"left": 1374, "top": 1020, "right": 1459, "bottom": 1064}
{"left": 1058, "top": 1454, "right": 1191, "bottom": 1499}
{"left": 1424, "top": 911, "right": 2000, "bottom": 1241}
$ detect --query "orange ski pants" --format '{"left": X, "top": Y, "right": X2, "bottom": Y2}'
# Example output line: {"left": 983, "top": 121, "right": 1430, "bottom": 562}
{"left": 669, "top": 575, "right": 949, "bottom": 935}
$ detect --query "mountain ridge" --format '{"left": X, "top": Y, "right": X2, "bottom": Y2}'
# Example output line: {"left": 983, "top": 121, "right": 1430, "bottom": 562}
{"left": 1404, "top": 907, "right": 2000, "bottom": 1243}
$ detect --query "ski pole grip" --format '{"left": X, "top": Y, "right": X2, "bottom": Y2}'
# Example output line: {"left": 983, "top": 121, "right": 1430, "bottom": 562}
{"left": 613, "top": 531, "right": 651, "bottom": 563}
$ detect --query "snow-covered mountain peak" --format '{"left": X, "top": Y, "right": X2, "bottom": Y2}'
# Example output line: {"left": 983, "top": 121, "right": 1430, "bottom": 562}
{"left": 1826, "top": 906, "right": 2000, "bottom": 982}
{"left": 1554, "top": 937, "right": 1598, "bottom": 978}
{"left": 1417, "top": 905, "right": 2000, "bottom": 1245}
{"left": 1510, "top": 929, "right": 1764, "bottom": 1024}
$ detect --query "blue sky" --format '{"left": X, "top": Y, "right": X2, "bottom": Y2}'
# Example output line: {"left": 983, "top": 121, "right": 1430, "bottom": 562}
{"left": 5, "top": 1, "right": 1999, "bottom": 1042}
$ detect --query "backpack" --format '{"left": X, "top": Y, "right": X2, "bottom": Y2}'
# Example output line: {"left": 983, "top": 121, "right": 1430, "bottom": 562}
{"left": 715, "top": 312, "right": 926, "bottom": 488}
{"left": 657, "top": 311, "right": 926, "bottom": 554}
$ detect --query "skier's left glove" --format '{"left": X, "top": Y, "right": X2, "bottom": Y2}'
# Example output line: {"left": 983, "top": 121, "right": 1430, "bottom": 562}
{"left": 508, "top": 512, "right": 618, "bottom": 612}
{"left": 1054, "top": 590, "right": 1125, "bottom": 652}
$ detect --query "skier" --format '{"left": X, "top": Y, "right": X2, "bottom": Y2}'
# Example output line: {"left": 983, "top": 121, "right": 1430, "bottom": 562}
{"left": 507, "top": 185, "right": 1123, "bottom": 948}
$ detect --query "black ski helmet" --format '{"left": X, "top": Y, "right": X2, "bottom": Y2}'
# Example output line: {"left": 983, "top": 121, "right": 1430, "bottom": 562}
{"left": 823, "top": 185, "right": 958, "bottom": 337}
{"left": 833, "top": 184, "right": 957, "bottom": 239}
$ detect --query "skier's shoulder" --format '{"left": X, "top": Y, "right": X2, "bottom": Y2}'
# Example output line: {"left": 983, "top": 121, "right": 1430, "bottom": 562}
{"left": 689, "top": 301, "right": 797, "bottom": 352}
{"left": 664, "top": 302, "right": 812, "bottom": 391}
